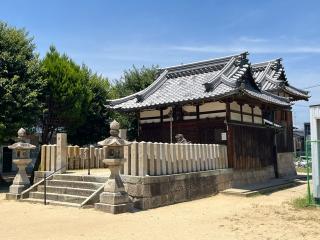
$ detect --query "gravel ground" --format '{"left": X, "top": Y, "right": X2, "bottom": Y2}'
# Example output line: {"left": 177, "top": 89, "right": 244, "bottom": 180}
{"left": 0, "top": 183, "right": 319, "bottom": 240}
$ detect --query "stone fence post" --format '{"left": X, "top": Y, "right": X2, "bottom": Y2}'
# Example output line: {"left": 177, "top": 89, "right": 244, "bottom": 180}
{"left": 56, "top": 133, "right": 67, "bottom": 173}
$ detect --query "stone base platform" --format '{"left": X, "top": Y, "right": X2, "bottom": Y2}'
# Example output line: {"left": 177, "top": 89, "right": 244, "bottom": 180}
{"left": 95, "top": 202, "right": 133, "bottom": 214}
{"left": 29, "top": 166, "right": 284, "bottom": 211}
{"left": 122, "top": 169, "right": 233, "bottom": 210}
{"left": 222, "top": 175, "right": 305, "bottom": 197}
{"left": 6, "top": 193, "right": 21, "bottom": 200}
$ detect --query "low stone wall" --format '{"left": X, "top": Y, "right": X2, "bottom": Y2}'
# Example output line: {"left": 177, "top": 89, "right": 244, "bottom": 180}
{"left": 277, "top": 152, "right": 297, "bottom": 178}
{"left": 232, "top": 166, "right": 275, "bottom": 187}
{"left": 32, "top": 166, "right": 278, "bottom": 210}
{"left": 122, "top": 169, "right": 233, "bottom": 210}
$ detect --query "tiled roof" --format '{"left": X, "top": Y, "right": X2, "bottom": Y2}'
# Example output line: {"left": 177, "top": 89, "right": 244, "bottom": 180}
{"left": 252, "top": 59, "right": 309, "bottom": 101}
{"left": 108, "top": 53, "right": 291, "bottom": 110}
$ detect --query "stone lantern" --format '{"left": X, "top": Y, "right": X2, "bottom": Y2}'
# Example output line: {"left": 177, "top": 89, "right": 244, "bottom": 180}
{"left": 6, "top": 128, "right": 36, "bottom": 200}
{"left": 95, "top": 120, "right": 132, "bottom": 214}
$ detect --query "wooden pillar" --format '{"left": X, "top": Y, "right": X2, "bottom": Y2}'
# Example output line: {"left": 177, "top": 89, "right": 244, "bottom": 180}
{"left": 196, "top": 104, "right": 200, "bottom": 120}
{"left": 226, "top": 123, "right": 234, "bottom": 168}
{"left": 226, "top": 102, "right": 231, "bottom": 121}
{"left": 250, "top": 105, "right": 254, "bottom": 123}
{"left": 136, "top": 111, "right": 140, "bottom": 140}
{"left": 160, "top": 108, "right": 164, "bottom": 123}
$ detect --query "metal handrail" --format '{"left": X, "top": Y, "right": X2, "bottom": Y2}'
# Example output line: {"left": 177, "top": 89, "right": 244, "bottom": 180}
{"left": 43, "top": 165, "right": 67, "bottom": 205}
{"left": 80, "top": 184, "right": 105, "bottom": 208}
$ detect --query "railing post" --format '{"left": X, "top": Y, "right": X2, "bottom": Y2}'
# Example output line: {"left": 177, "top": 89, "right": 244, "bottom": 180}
{"left": 209, "top": 144, "right": 214, "bottom": 170}
{"left": 191, "top": 144, "right": 196, "bottom": 171}
{"left": 170, "top": 143, "right": 178, "bottom": 174}
{"left": 124, "top": 145, "right": 131, "bottom": 175}
{"left": 206, "top": 144, "right": 211, "bottom": 170}
{"left": 43, "top": 173, "right": 46, "bottom": 205}
{"left": 94, "top": 148, "right": 99, "bottom": 168}
{"left": 50, "top": 144, "right": 57, "bottom": 171}
{"left": 99, "top": 148, "right": 104, "bottom": 168}
{"left": 67, "top": 146, "right": 73, "bottom": 170}
{"left": 177, "top": 144, "right": 183, "bottom": 173}
{"left": 164, "top": 143, "right": 172, "bottom": 174}
{"left": 40, "top": 145, "right": 47, "bottom": 171}
{"left": 154, "top": 143, "right": 161, "bottom": 176}
{"left": 45, "top": 145, "right": 51, "bottom": 171}
{"left": 185, "top": 144, "right": 192, "bottom": 172}
{"left": 138, "top": 142, "right": 148, "bottom": 176}
{"left": 147, "top": 142, "right": 155, "bottom": 176}
{"left": 216, "top": 144, "right": 221, "bottom": 169}
{"left": 56, "top": 133, "right": 67, "bottom": 173}
{"left": 131, "top": 142, "right": 138, "bottom": 176}
{"left": 74, "top": 146, "right": 80, "bottom": 169}
{"left": 88, "top": 145, "right": 95, "bottom": 175}
{"left": 202, "top": 144, "right": 208, "bottom": 171}
{"left": 196, "top": 144, "right": 201, "bottom": 171}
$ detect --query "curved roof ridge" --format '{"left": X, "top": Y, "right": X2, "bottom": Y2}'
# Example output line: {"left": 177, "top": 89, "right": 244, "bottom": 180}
{"left": 161, "top": 52, "right": 248, "bottom": 72}
{"left": 108, "top": 70, "right": 168, "bottom": 105}
{"left": 255, "top": 61, "right": 272, "bottom": 84}
{"left": 205, "top": 56, "right": 237, "bottom": 85}
{"left": 252, "top": 58, "right": 282, "bottom": 68}
{"left": 203, "top": 53, "right": 250, "bottom": 91}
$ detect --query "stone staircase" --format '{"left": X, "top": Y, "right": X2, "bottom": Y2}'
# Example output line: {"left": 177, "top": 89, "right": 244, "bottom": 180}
{"left": 21, "top": 174, "right": 107, "bottom": 208}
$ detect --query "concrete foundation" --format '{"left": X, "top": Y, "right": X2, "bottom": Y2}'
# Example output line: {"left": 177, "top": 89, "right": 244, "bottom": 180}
{"left": 232, "top": 166, "right": 275, "bottom": 187}
{"left": 277, "top": 152, "right": 297, "bottom": 178}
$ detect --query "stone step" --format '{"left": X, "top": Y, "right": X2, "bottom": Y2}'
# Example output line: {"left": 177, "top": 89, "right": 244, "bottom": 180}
{"left": 46, "top": 180, "right": 102, "bottom": 190}
{"left": 20, "top": 198, "right": 81, "bottom": 208}
{"left": 221, "top": 178, "right": 303, "bottom": 197}
{"left": 37, "top": 185, "right": 95, "bottom": 197}
{"left": 53, "top": 174, "right": 107, "bottom": 183}
{"left": 30, "top": 192, "right": 87, "bottom": 204}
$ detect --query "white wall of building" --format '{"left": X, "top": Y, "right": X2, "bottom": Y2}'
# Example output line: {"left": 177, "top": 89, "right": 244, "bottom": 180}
{"left": 310, "top": 105, "right": 320, "bottom": 200}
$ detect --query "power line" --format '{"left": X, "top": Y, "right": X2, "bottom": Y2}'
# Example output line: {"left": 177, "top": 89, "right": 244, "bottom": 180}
{"left": 304, "top": 84, "right": 320, "bottom": 89}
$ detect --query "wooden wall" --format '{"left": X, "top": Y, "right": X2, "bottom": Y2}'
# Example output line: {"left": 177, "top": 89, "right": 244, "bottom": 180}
{"left": 274, "top": 110, "right": 294, "bottom": 153}
{"left": 139, "top": 118, "right": 227, "bottom": 144}
{"left": 228, "top": 123, "right": 276, "bottom": 169}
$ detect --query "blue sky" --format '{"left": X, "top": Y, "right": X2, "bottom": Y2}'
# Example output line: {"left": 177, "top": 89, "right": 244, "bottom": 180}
{"left": 1, "top": 0, "right": 320, "bottom": 127}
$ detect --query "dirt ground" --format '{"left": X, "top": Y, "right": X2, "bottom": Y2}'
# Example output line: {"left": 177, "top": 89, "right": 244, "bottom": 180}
{"left": 0, "top": 183, "right": 319, "bottom": 240}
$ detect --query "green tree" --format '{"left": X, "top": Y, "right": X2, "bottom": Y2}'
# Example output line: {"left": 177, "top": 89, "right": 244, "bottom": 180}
{"left": 0, "top": 21, "right": 45, "bottom": 143}
{"left": 112, "top": 65, "right": 158, "bottom": 140}
{"left": 68, "top": 67, "right": 112, "bottom": 145}
{"left": 40, "top": 46, "right": 92, "bottom": 144}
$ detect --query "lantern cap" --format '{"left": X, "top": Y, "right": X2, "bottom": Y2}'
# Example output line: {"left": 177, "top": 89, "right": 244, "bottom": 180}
{"left": 98, "top": 120, "right": 131, "bottom": 147}
{"left": 8, "top": 128, "right": 36, "bottom": 150}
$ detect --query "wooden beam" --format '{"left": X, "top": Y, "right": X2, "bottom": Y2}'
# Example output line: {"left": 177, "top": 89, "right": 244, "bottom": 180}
{"left": 196, "top": 104, "right": 200, "bottom": 120}
{"left": 226, "top": 102, "right": 231, "bottom": 121}
{"left": 160, "top": 108, "right": 163, "bottom": 123}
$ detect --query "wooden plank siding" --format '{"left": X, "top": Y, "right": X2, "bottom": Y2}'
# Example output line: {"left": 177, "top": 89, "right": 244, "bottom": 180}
{"left": 228, "top": 123, "right": 276, "bottom": 170}
{"left": 274, "top": 110, "right": 294, "bottom": 153}
{"left": 139, "top": 118, "right": 227, "bottom": 145}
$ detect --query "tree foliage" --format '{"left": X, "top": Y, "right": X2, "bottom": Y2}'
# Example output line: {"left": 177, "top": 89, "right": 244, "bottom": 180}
{"left": 68, "top": 67, "right": 112, "bottom": 145}
{"left": 40, "top": 47, "right": 113, "bottom": 145}
{"left": 40, "top": 46, "right": 92, "bottom": 144}
{"left": 0, "top": 21, "right": 45, "bottom": 143}
{"left": 112, "top": 65, "right": 158, "bottom": 140}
